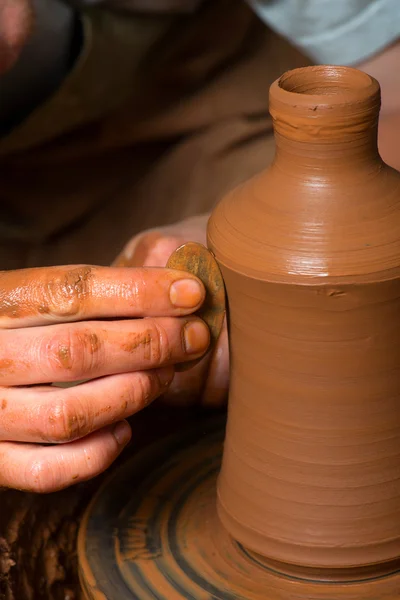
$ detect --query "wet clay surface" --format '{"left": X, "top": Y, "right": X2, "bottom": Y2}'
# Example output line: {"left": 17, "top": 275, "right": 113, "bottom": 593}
{"left": 166, "top": 242, "right": 225, "bottom": 371}
{"left": 78, "top": 421, "right": 400, "bottom": 599}
{"left": 207, "top": 66, "right": 400, "bottom": 573}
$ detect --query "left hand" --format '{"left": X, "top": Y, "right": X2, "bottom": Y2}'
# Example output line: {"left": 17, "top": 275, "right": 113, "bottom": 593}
{"left": 114, "top": 215, "right": 229, "bottom": 409}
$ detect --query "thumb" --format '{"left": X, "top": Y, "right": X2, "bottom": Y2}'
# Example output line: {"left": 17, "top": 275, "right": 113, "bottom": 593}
{"left": 114, "top": 230, "right": 186, "bottom": 268}
{"left": 142, "top": 235, "right": 186, "bottom": 267}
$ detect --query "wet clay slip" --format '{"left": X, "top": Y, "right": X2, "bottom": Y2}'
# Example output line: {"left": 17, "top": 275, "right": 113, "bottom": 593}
{"left": 208, "top": 65, "right": 400, "bottom": 578}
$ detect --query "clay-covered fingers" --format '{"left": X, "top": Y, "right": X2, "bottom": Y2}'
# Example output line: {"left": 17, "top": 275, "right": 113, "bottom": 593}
{"left": 0, "top": 316, "right": 210, "bottom": 386}
{"left": 0, "top": 265, "right": 205, "bottom": 328}
{"left": 0, "top": 368, "right": 174, "bottom": 444}
{"left": 0, "top": 421, "right": 132, "bottom": 493}
{"left": 159, "top": 316, "right": 229, "bottom": 409}
{"left": 200, "top": 317, "right": 229, "bottom": 409}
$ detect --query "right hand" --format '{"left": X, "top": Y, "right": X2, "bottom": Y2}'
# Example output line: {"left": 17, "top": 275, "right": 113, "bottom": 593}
{"left": 0, "top": 0, "right": 33, "bottom": 74}
{"left": 0, "top": 264, "right": 209, "bottom": 493}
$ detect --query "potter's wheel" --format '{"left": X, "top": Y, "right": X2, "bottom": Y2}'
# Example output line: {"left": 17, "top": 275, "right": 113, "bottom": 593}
{"left": 78, "top": 419, "right": 400, "bottom": 599}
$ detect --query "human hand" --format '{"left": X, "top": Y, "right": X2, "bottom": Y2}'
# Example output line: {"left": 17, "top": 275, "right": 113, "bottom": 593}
{"left": 0, "top": 264, "right": 209, "bottom": 492}
{"left": 0, "top": 0, "right": 33, "bottom": 74}
{"left": 114, "top": 215, "right": 229, "bottom": 409}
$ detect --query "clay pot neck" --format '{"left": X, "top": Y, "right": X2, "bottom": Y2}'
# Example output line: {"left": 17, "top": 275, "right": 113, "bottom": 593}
{"left": 269, "top": 65, "right": 381, "bottom": 172}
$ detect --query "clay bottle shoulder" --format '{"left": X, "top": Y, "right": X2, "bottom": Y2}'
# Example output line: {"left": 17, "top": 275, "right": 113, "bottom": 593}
{"left": 208, "top": 163, "right": 400, "bottom": 283}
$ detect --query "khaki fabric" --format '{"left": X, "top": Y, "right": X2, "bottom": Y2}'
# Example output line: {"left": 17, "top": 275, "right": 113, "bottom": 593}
{"left": 0, "top": 0, "right": 307, "bottom": 269}
{"left": 0, "top": 2, "right": 308, "bottom": 598}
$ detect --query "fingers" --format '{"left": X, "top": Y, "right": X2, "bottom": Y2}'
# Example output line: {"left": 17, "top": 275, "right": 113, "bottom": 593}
{"left": 0, "top": 368, "right": 174, "bottom": 443}
{"left": 200, "top": 319, "right": 229, "bottom": 409}
{"left": 0, "top": 421, "right": 132, "bottom": 493}
{"left": 0, "top": 316, "right": 209, "bottom": 385}
{"left": 159, "top": 316, "right": 229, "bottom": 409}
{"left": 0, "top": 265, "right": 205, "bottom": 328}
{"left": 159, "top": 356, "right": 210, "bottom": 408}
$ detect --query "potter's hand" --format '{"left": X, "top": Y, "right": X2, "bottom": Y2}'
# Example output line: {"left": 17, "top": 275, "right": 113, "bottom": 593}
{"left": 114, "top": 215, "right": 229, "bottom": 409}
{"left": 0, "top": 265, "right": 209, "bottom": 492}
{"left": 0, "top": 0, "right": 33, "bottom": 74}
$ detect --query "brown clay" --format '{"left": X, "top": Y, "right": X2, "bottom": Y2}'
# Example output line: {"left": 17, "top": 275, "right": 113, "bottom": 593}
{"left": 208, "top": 66, "right": 400, "bottom": 577}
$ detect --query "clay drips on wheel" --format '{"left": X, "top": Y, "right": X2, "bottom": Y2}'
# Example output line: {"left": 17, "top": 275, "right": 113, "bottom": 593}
{"left": 208, "top": 66, "right": 400, "bottom": 575}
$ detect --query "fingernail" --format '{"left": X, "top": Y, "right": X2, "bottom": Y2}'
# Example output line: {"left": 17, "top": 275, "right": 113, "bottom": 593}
{"left": 156, "top": 366, "right": 174, "bottom": 387}
{"left": 183, "top": 320, "right": 210, "bottom": 355}
{"left": 112, "top": 421, "right": 132, "bottom": 446}
{"left": 170, "top": 278, "right": 204, "bottom": 308}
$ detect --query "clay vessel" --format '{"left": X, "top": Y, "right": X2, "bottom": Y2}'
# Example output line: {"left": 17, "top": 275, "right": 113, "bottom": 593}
{"left": 207, "top": 65, "right": 400, "bottom": 579}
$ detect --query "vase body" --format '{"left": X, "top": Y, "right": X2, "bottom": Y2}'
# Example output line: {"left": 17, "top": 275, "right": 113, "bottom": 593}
{"left": 207, "top": 66, "right": 400, "bottom": 576}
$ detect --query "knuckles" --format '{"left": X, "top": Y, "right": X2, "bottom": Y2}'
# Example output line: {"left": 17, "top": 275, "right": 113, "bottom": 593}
{"left": 122, "top": 319, "right": 171, "bottom": 365}
{"left": 148, "top": 320, "right": 168, "bottom": 363}
{"left": 41, "top": 266, "right": 94, "bottom": 319}
{"left": 0, "top": 370, "right": 171, "bottom": 492}
{"left": 43, "top": 395, "right": 91, "bottom": 444}
{"left": 43, "top": 328, "right": 103, "bottom": 379}
{"left": 41, "top": 372, "right": 158, "bottom": 444}
{"left": 0, "top": 266, "right": 94, "bottom": 322}
{"left": 130, "top": 370, "right": 158, "bottom": 408}
{"left": 23, "top": 458, "right": 59, "bottom": 494}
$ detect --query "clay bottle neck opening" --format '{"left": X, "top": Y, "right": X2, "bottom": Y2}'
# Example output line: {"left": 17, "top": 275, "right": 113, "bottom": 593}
{"left": 269, "top": 66, "right": 381, "bottom": 168}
